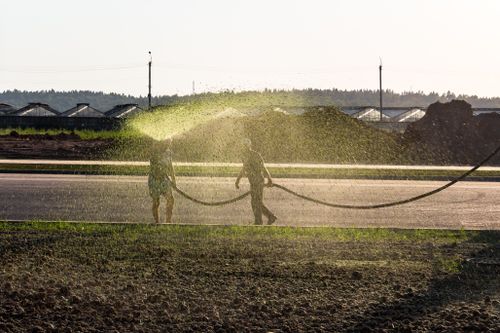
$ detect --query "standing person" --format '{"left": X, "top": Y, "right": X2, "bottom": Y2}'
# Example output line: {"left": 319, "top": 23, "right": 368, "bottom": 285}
{"left": 235, "top": 139, "right": 277, "bottom": 225}
{"left": 148, "top": 138, "right": 176, "bottom": 224}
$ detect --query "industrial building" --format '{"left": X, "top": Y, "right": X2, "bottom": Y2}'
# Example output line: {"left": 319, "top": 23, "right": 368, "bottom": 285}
{"left": 59, "top": 103, "right": 104, "bottom": 118}
{"left": 0, "top": 103, "right": 16, "bottom": 115}
{"left": 105, "top": 104, "right": 143, "bottom": 118}
{"left": 389, "top": 108, "right": 426, "bottom": 122}
{"left": 350, "top": 107, "right": 390, "bottom": 121}
{"left": 11, "top": 103, "right": 60, "bottom": 116}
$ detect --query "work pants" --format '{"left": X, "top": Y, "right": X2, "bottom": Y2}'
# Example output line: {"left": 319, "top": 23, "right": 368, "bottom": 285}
{"left": 250, "top": 182, "right": 274, "bottom": 225}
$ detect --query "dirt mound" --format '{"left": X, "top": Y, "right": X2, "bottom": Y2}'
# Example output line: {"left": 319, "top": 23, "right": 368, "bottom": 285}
{"left": 169, "top": 107, "right": 405, "bottom": 163}
{"left": 404, "top": 100, "right": 500, "bottom": 165}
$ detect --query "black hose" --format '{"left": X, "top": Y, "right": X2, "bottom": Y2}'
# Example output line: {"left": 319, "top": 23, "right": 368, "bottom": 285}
{"left": 169, "top": 144, "right": 499, "bottom": 209}
{"left": 172, "top": 185, "right": 251, "bottom": 206}
{"left": 272, "top": 144, "right": 500, "bottom": 209}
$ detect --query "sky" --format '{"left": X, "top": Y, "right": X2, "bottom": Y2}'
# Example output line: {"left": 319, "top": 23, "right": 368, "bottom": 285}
{"left": 1, "top": 0, "right": 499, "bottom": 97}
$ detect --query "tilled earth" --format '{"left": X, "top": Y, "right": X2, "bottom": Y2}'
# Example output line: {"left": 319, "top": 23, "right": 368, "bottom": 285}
{"left": 0, "top": 224, "right": 499, "bottom": 332}
{"left": 0, "top": 133, "right": 112, "bottom": 160}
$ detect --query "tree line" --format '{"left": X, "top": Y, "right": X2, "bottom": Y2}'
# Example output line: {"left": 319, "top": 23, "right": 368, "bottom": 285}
{"left": 2, "top": 88, "right": 500, "bottom": 111}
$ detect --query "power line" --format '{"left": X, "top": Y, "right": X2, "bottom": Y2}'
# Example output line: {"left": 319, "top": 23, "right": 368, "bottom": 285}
{"left": 0, "top": 64, "right": 145, "bottom": 74}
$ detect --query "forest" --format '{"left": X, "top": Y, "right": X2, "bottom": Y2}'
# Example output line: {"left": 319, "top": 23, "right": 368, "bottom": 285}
{"left": 1, "top": 88, "right": 500, "bottom": 111}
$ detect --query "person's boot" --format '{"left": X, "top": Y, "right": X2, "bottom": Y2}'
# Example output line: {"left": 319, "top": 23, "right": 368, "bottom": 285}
{"left": 267, "top": 215, "right": 277, "bottom": 225}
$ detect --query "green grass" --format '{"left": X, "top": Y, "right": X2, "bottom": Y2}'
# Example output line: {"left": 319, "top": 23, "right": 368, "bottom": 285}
{"left": 436, "top": 256, "right": 463, "bottom": 273}
{"left": 2, "top": 221, "right": 497, "bottom": 272}
{"left": 0, "top": 127, "right": 142, "bottom": 140}
{"left": 0, "top": 162, "right": 498, "bottom": 180}
{"left": 0, "top": 221, "right": 486, "bottom": 244}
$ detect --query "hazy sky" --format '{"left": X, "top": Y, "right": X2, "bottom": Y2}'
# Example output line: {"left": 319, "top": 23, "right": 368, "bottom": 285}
{"left": 1, "top": 0, "right": 499, "bottom": 97}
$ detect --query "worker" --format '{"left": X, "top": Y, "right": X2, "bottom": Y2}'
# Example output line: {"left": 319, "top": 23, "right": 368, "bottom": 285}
{"left": 235, "top": 138, "right": 277, "bottom": 225}
{"left": 148, "top": 138, "right": 176, "bottom": 224}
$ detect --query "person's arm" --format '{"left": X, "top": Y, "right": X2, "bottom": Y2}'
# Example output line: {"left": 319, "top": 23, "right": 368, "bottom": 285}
{"left": 263, "top": 164, "right": 273, "bottom": 187}
{"left": 235, "top": 168, "right": 245, "bottom": 189}
{"left": 167, "top": 153, "right": 176, "bottom": 187}
{"left": 168, "top": 165, "right": 176, "bottom": 187}
{"left": 260, "top": 155, "right": 273, "bottom": 187}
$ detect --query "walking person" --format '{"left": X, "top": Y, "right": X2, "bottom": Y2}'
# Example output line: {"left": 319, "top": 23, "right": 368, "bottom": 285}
{"left": 235, "top": 139, "right": 277, "bottom": 225}
{"left": 148, "top": 138, "right": 176, "bottom": 224}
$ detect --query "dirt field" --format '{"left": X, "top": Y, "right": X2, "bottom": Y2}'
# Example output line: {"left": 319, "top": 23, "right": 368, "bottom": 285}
{"left": 0, "top": 133, "right": 113, "bottom": 160}
{"left": 1, "top": 223, "right": 498, "bottom": 332}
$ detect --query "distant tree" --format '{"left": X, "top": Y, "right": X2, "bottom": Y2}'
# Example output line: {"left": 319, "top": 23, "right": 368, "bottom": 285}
{"left": 1, "top": 89, "right": 500, "bottom": 111}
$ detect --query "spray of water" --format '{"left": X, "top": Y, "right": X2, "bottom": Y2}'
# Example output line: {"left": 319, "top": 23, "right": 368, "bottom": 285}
{"left": 127, "top": 92, "right": 307, "bottom": 142}
{"left": 129, "top": 103, "right": 217, "bottom": 141}
{"left": 121, "top": 91, "right": 407, "bottom": 165}
{"left": 104, "top": 93, "right": 427, "bottom": 226}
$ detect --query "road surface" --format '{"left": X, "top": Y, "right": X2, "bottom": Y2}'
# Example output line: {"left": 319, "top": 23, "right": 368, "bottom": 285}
{"left": 0, "top": 174, "right": 499, "bottom": 229}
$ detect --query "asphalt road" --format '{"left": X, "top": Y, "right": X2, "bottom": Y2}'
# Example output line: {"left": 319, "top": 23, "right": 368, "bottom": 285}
{"left": 0, "top": 174, "right": 499, "bottom": 230}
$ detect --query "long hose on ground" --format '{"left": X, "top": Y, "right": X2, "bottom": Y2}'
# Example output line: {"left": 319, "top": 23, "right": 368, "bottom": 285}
{"left": 171, "top": 143, "right": 500, "bottom": 209}
{"left": 172, "top": 186, "right": 251, "bottom": 206}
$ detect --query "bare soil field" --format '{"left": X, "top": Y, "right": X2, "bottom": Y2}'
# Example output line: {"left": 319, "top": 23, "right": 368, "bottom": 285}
{"left": 0, "top": 133, "right": 112, "bottom": 160}
{"left": 0, "top": 223, "right": 498, "bottom": 332}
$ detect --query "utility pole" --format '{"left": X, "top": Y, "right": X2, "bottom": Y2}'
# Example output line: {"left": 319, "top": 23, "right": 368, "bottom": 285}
{"left": 379, "top": 57, "right": 383, "bottom": 122}
{"left": 148, "top": 51, "right": 152, "bottom": 110}
{"left": 192, "top": 80, "right": 195, "bottom": 95}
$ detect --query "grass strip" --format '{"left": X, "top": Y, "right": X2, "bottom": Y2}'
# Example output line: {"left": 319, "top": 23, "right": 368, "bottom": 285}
{"left": 1, "top": 163, "right": 499, "bottom": 180}
{"left": 2, "top": 221, "right": 497, "bottom": 244}
{"left": 0, "top": 127, "right": 142, "bottom": 140}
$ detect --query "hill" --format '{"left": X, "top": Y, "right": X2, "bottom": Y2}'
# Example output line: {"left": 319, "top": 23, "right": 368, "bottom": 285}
{"left": 173, "top": 107, "right": 404, "bottom": 163}
{"left": 114, "top": 104, "right": 408, "bottom": 164}
{"left": 118, "top": 98, "right": 499, "bottom": 165}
